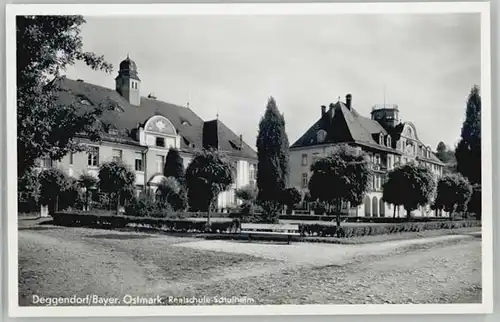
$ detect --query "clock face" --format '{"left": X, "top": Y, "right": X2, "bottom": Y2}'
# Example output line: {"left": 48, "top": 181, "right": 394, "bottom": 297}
{"left": 317, "top": 130, "right": 327, "bottom": 143}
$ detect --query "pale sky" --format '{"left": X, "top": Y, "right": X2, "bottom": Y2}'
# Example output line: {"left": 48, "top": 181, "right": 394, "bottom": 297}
{"left": 65, "top": 14, "right": 481, "bottom": 150}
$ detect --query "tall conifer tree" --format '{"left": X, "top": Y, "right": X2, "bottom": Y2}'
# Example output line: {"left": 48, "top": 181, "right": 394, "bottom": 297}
{"left": 455, "top": 85, "right": 481, "bottom": 184}
{"left": 256, "top": 97, "right": 290, "bottom": 222}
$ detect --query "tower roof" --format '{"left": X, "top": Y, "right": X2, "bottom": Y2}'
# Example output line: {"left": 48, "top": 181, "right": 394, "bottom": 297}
{"left": 116, "top": 55, "right": 140, "bottom": 81}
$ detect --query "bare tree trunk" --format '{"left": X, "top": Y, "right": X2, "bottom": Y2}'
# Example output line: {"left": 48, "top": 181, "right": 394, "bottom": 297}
{"left": 85, "top": 190, "right": 89, "bottom": 211}
{"left": 450, "top": 204, "right": 457, "bottom": 221}
{"left": 116, "top": 192, "right": 121, "bottom": 215}
{"left": 207, "top": 201, "right": 212, "bottom": 228}
{"left": 336, "top": 199, "right": 342, "bottom": 228}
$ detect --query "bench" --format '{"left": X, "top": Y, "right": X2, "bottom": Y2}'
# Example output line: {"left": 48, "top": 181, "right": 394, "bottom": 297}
{"left": 240, "top": 223, "right": 301, "bottom": 244}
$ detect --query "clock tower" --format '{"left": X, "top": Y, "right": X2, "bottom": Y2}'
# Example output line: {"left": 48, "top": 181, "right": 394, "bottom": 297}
{"left": 116, "top": 55, "right": 141, "bottom": 106}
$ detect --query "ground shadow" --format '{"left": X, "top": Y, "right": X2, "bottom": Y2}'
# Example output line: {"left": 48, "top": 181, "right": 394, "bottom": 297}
{"left": 18, "top": 226, "right": 62, "bottom": 231}
{"left": 85, "top": 233, "right": 156, "bottom": 240}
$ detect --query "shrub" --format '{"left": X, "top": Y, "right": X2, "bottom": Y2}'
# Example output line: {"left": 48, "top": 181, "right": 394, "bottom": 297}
{"left": 282, "top": 187, "right": 302, "bottom": 213}
{"left": 299, "top": 220, "right": 481, "bottom": 238}
{"left": 124, "top": 196, "right": 161, "bottom": 217}
{"left": 18, "top": 167, "right": 41, "bottom": 213}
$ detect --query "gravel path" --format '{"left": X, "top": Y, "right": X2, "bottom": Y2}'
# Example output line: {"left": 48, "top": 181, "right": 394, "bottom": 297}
{"left": 173, "top": 234, "right": 474, "bottom": 266}
{"left": 177, "top": 238, "right": 482, "bottom": 304}
{"left": 18, "top": 226, "right": 481, "bottom": 306}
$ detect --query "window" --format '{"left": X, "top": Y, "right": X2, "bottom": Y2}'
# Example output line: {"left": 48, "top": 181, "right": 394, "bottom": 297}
{"left": 69, "top": 153, "right": 74, "bottom": 165}
{"left": 88, "top": 147, "right": 99, "bottom": 167}
{"left": 156, "top": 137, "right": 165, "bottom": 148}
{"left": 379, "top": 133, "right": 384, "bottom": 145}
{"left": 249, "top": 164, "right": 257, "bottom": 181}
{"left": 41, "top": 156, "right": 52, "bottom": 168}
{"left": 156, "top": 154, "right": 165, "bottom": 173}
{"left": 301, "top": 154, "right": 308, "bottom": 166}
{"left": 387, "top": 135, "right": 392, "bottom": 147}
{"left": 301, "top": 173, "right": 308, "bottom": 188}
{"left": 135, "top": 152, "right": 144, "bottom": 171}
{"left": 135, "top": 185, "right": 143, "bottom": 198}
{"left": 374, "top": 154, "right": 381, "bottom": 165}
{"left": 112, "top": 149, "right": 122, "bottom": 162}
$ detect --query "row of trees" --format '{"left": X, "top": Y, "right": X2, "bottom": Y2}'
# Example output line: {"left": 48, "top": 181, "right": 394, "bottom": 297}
{"left": 16, "top": 16, "right": 482, "bottom": 225}
{"left": 253, "top": 86, "right": 482, "bottom": 227}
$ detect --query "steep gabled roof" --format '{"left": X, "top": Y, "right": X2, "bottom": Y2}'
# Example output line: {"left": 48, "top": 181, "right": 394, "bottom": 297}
{"left": 57, "top": 78, "right": 256, "bottom": 160}
{"left": 291, "top": 101, "right": 387, "bottom": 149}
{"left": 290, "top": 99, "right": 444, "bottom": 165}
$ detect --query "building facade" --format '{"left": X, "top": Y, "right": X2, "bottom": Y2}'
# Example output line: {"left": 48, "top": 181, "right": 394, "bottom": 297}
{"left": 37, "top": 56, "right": 257, "bottom": 211}
{"left": 290, "top": 94, "right": 445, "bottom": 217}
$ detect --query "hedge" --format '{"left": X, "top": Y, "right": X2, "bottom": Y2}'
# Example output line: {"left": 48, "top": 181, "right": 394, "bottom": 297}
{"left": 51, "top": 211, "right": 480, "bottom": 238}
{"left": 51, "top": 211, "right": 237, "bottom": 233}
{"left": 299, "top": 220, "right": 481, "bottom": 238}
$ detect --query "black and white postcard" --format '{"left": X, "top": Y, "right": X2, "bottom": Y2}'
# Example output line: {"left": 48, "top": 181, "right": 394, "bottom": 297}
{"left": 5, "top": 1, "right": 493, "bottom": 317}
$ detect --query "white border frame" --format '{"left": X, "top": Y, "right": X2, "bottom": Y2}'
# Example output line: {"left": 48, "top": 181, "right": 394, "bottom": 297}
{"left": 5, "top": 1, "right": 492, "bottom": 317}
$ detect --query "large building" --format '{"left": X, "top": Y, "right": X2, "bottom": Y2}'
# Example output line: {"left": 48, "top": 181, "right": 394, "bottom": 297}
{"left": 289, "top": 94, "right": 445, "bottom": 217}
{"left": 37, "top": 56, "right": 257, "bottom": 211}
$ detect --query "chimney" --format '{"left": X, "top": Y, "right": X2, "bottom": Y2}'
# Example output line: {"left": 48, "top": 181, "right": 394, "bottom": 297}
{"left": 321, "top": 105, "right": 326, "bottom": 117}
{"left": 346, "top": 93, "right": 352, "bottom": 109}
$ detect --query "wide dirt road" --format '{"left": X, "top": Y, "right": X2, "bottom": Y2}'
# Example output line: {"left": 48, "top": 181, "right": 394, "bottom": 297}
{"left": 18, "top": 225, "right": 482, "bottom": 306}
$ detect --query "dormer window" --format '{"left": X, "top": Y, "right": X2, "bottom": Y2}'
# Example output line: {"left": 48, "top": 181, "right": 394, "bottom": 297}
{"left": 229, "top": 140, "right": 242, "bottom": 151}
{"left": 379, "top": 133, "right": 384, "bottom": 145}
{"left": 181, "top": 119, "right": 192, "bottom": 126}
{"left": 387, "top": 135, "right": 392, "bottom": 148}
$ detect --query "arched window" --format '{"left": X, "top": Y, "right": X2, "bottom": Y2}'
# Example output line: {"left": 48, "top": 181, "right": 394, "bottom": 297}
{"left": 387, "top": 135, "right": 392, "bottom": 148}
{"left": 379, "top": 133, "right": 384, "bottom": 145}
{"left": 372, "top": 197, "right": 379, "bottom": 217}
{"left": 364, "top": 196, "right": 371, "bottom": 217}
{"left": 379, "top": 199, "right": 385, "bottom": 217}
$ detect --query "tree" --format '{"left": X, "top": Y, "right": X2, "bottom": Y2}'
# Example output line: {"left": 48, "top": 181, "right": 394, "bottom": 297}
{"left": 433, "top": 174, "right": 473, "bottom": 220}
{"left": 256, "top": 97, "right": 290, "bottom": 222}
{"left": 383, "top": 163, "right": 436, "bottom": 221}
{"left": 98, "top": 161, "right": 136, "bottom": 214}
{"left": 163, "top": 148, "right": 185, "bottom": 185}
{"left": 78, "top": 173, "right": 98, "bottom": 211}
{"left": 157, "top": 177, "right": 181, "bottom": 203}
{"left": 381, "top": 172, "right": 402, "bottom": 218}
{"left": 186, "top": 149, "right": 234, "bottom": 226}
{"left": 18, "top": 167, "right": 41, "bottom": 213}
{"left": 39, "top": 168, "right": 69, "bottom": 213}
{"left": 282, "top": 187, "right": 302, "bottom": 213}
{"left": 157, "top": 176, "right": 187, "bottom": 211}
{"left": 59, "top": 177, "right": 80, "bottom": 211}
{"left": 17, "top": 16, "right": 114, "bottom": 177}
{"left": 455, "top": 86, "right": 481, "bottom": 216}
{"left": 235, "top": 185, "right": 258, "bottom": 214}
{"left": 308, "top": 144, "right": 371, "bottom": 228}
{"left": 435, "top": 141, "right": 457, "bottom": 174}
{"left": 455, "top": 85, "right": 481, "bottom": 185}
